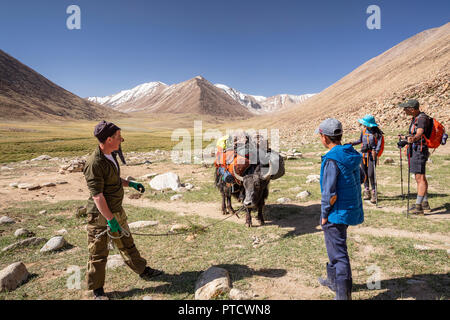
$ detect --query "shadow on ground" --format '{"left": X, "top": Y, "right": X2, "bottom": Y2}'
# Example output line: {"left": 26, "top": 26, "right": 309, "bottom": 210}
{"left": 353, "top": 273, "right": 450, "bottom": 300}
{"left": 109, "top": 264, "right": 287, "bottom": 299}
{"left": 263, "top": 203, "right": 322, "bottom": 238}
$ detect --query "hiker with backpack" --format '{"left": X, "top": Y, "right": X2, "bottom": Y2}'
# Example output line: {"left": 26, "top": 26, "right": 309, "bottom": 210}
{"left": 398, "top": 99, "right": 446, "bottom": 215}
{"left": 347, "top": 115, "right": 384, "bottom": 204}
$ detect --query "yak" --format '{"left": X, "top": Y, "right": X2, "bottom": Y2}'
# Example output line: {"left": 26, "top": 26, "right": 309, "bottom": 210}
{"left": 215, "top": 158, "right": 276, "bottom": 227}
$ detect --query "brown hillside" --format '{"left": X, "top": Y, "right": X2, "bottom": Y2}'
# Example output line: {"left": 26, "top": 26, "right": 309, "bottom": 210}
{"left": 269, "top": 22, "right": 450, "bottom": 144}
{"left": 0, "top": 49, "right": 123, "bottom": 121}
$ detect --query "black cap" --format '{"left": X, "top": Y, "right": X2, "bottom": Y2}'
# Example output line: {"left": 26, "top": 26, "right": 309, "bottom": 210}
{"left": 94, "top": 120, "right": 120, "bottom": 143}
{"left": 398, "top": 99, "right": 419, "bottom": 109}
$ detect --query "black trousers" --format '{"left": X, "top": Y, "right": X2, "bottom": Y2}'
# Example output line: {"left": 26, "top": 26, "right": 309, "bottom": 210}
{"left": 361, "top": 153, "right": 376, "bottom": 190}
{"left": 323, "top": 222, "right": 351, "bottom": 281}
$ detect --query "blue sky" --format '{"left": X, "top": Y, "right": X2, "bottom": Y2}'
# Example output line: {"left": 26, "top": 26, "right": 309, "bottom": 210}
{"left": 0, "top": 0, "right": 449, "bottom": 98}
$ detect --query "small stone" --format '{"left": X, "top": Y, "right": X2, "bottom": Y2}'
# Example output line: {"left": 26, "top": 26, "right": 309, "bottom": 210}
{"left": 229, "top": 288, "right": 251, "bottom": 300}
{"left": 1, "top": 166, "right": 13, "bottom": 171}
{"left": 106, "top": 254, "right": 125, "bottom": 269}
{"left": 414, "top": 244, "right": 430, "bottom": 251}
{"left": 40, "top": 236, "right": 67, "bottom": 253}
{"left": 170, "top": 224, "right": 189, "bottom": 233}
{"left": 27, "top": 185, "right": 41, "bottom": 191}
{"left": 14, "top": 228, "right": 34, "bottom": 238}
{"left": 128, "top": 221, "right": 159, "bottom": 229}
{"left": 37, "top": 225, "right": 46, "bottom": 229}
{"left": 39, "top": 210, "right": 47, "bottom": 215}
{"left": 306, "top": 175, "right": 320, "bottom": 183}
{"left": 184, "top": 183, "right": 194, "bottom": 190}
{"left": 31, "top": 155, "right": 51, "bottom": 161}
{"left": 170, "top": 194, "right": 183, "bottom": 201}
{"left": 277, "top": 197, "right": 291, "bottom": 204}
{"left": 42, "top": 182, "right": 56, "bottom": 187}
{"left": 56, "top": 229, "right": 68, "bottom": 235}
{"left": 125, "top": 176, "right": 136, "bottom": 182}
{"left": 56, "top": 181, "right": 68, "bottom": 185}
{"left": 0, "top": 216, "right": 15, "bottom": 225}
{"left": 142, "top": 295, "right": 153, "bottom": 300}
{"left": 296, "top": 190, "right": 311, "bottom": 199}
{"left": 272, "top": 189, "right": 281, "bottom": 193}
{"left": 383, "top": 158, "right": 395, "bottom": 165}
{"left": 18, "top": 183, "right": 33, "bottom": 189}
{"left": 195, "top": 267, "right": 231, "bottom": 300}
{"left": 0, "top": 262, "right": 29, "bottom": 292}
{"left": 2, "top": 237, "right": 46, "bottom": 252}
{"left": 9, "top": 182, "right": 18, "bottom": 188}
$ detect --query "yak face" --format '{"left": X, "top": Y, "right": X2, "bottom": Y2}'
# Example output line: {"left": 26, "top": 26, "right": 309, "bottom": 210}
{"left": 242, "top": 166, "right": 270, "bottom": 208}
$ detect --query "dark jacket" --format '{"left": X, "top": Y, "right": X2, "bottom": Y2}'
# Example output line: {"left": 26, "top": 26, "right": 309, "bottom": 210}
{"left": 83, "top": 146, "right": 124, "bottom": 215}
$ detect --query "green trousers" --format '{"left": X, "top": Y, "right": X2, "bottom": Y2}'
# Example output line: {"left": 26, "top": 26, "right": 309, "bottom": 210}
{"left": 86, "top": 208, "right": 147, "bottom": 291}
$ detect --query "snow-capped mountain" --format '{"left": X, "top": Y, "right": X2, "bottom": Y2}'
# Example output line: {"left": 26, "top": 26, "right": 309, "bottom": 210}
{"left": 214, "top": 83, "right": 315, "bottom": 113}
{"left": 87, "top": 77, "right": 315, "bottom": 115}
{"left": 87, "top": 81, "right": 167, "bottom": 108}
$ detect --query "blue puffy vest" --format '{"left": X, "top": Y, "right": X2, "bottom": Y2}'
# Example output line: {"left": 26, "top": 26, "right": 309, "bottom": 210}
{"left": 320, "top": 144, "right": 364, "bottom": 226}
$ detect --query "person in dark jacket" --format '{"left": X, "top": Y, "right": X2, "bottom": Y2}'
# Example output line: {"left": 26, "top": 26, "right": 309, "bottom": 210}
{"left": 316, "top": 118, "right": 364, "bottom": 300}
{"left": 398, "top": 99, "right": 433, "bottom": 214}
{"left": 347, "top": 115, "right": 384, "bottom": 203}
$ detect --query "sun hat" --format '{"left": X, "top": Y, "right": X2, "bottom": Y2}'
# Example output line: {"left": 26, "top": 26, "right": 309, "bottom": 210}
{"left": 358, "top": 114, "right": 378, "bottom": 128}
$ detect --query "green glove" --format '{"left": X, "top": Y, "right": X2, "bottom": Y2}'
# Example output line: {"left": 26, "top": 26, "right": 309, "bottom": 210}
{"left": 129, "top": 181, "right": 145, "bottom": 193}
{"left": 107, "top": 217, "right": 121, "bottom": 233}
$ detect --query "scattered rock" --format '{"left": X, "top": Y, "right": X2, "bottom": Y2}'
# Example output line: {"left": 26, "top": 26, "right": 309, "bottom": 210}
{"left": 149, "top": 172, "right": 181, "bottom": 191}
{"left": 1, "top": 166, "right": 13, "bottom": 171}
{"left": 184, "top": 183, "right": 194, "bottom": 190}
{"left": 414, "top": 244, "right": 430, "bottom": 251}
{"left": 229, "top": 288, "right": 251, "bottom": 300}
{"left": 125, "top": 176, "right": 136, "bottom": 181}
{"left": 383, "top": 157, "right": 395, "bottom": 165}
{"left": 40, "top": 236, "right": 67, "bottom": 253}
{"left": 194, "top": 266, "right": 231, "bottom": 300}
{"left": 31, "top": 155, "right": 51, "bottom": 161}
{"left": 2, "top": 237, "right": 46, "bottom": 252}
{"left": 9, "top": 182, "right": 18, "bottom": 188}
{"left": 27, "top": 185, "right": 41, "bottom": 191}
{"left": 56, "top": 229, "right": 68, "bottom": 235}
{"left": 170, "top": 224, "right": 189, "bottom": 233}
{"left": 306, "top": 174, "right": 320, "bottom": 183}
{"left": 128, "top": 221, "right": 159, "bottom": 229}
{"left": 0, "top": 216, "right": 15, "bottom": 225}
{"left": 18, "top": 183, "right": 33, "bottom": 190}
{"left": 60, "top": 159, "right": 85, "bottom": 173}
{"left": 14, "top": 228, "right": 34, "bottom": 238}
{"left": 277, "top": 197, "right": 290, "bottom": 204}
{"left": 0, "top": 262, "right": 29, "bottom": 292}
{"left": 106, "top": 254, "right": 125, "bottom": 269}
{"left": 56, "top": 180, "right": 68, "bottom": 185}
{"left": 42, "top": 182, "right": 56, "bottom": 187}
{"left": 296, "top": 190, "right": 311, "bottom": 199}
{"left": 39, "top": 210, "right": 47, "bottom": 215}
{"left": 170, "top": 194, "right": 183, "bottom": 201}
{"left": 142, "top": 295, "right": 153, "bottom": 300}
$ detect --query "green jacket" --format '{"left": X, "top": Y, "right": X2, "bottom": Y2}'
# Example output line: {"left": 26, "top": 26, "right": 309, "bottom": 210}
{"left": 83, "top": 145, "right": 124, "bottom": 215}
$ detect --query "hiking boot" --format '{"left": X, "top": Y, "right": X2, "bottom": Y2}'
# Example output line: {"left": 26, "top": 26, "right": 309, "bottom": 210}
{"left": 363, "top": 189, "right": 371, "bottom": 200}
{"left": 422, "top": 201, "right": 431, "bottom": 213}
{"left": 370, "top": 190, "right": 377, "bottom": 204}
{"left": 335, "top": 279, "right": 352, "bottom": 300}
{"left": 140, "top": 266, "right": 163, "bottom": 280}
{"left": 93, "top": 287, "right": 109, "bottom": 300}
{"left": 318, "top": 263, "right": 336, "bottom": 292}
{"left": 408, "top": 204, "right": 424, "bottom": 215}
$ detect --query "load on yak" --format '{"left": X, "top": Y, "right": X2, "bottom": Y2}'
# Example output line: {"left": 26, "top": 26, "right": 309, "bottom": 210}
{"left": 214, "top": 131, "right": 285, "bottom": 227}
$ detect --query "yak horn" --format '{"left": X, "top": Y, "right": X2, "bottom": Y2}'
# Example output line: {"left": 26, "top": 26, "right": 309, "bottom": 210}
{"left": 262, "top": 160, "right": 273, "bottom": 180}
{"left": 233, "top": 166, "right": 244, "bottom": 182}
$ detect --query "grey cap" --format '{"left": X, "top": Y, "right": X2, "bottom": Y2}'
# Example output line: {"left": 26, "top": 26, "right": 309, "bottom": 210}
{"left": 315, "top": 118, "right": 343, "bottom": 136}
{"left": 398, "top": 99, "right": 419, "bottom": 109}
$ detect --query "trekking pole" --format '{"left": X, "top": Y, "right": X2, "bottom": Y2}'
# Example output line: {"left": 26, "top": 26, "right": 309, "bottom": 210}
{"left": 399, "top": 147, "right": 404, "bottom": 199}
{"left": 406, "top": 143, "right": 412, "bottom": 219}
{"left": 373, "top": 155, "right": 378, "bottom": 207}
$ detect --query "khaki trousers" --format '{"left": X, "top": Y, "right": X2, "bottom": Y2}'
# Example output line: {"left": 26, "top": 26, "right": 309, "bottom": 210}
{"left": 86, "top": 208, "right": 147, "bottom": 291}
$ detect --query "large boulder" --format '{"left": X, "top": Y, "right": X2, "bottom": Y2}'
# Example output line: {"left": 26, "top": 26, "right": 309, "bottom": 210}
{"left": 149, "top": 172, "right": 181, "bottom": 191}
{"left": 40, "top": 236, "right": 67, "bottom": 253}
{"left": 194, "top": 266, "right": 231, "bottom": 300}
{"left": 0, "top": 262, "right": 29, "bottom": 292}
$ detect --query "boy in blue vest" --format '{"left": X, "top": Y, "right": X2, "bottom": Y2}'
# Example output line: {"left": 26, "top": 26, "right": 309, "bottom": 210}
{"left": 315, "top": 118, "right": 364, "bottom": 300}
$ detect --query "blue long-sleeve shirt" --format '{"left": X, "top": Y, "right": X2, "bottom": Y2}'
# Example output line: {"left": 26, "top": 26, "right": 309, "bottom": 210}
{"left": 321, "top": 159, "right": 339, "bottom": 220}
{"left": 352, "top": 129, "right": 383, "bottom": 153}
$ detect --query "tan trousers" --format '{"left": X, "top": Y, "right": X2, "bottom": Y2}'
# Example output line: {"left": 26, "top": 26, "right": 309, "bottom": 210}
{"left": 86, "top": 208, "right": 147, "bottom": 291}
